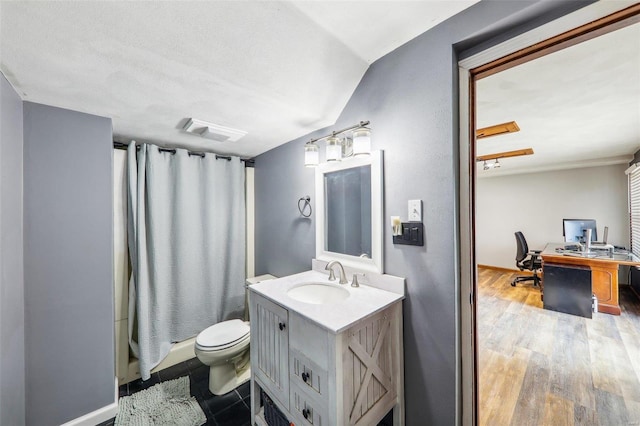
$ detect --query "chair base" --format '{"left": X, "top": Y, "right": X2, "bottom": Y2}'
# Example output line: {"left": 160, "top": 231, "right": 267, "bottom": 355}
{"left": 511, "top": 273, "right": 540, "bottom": 287}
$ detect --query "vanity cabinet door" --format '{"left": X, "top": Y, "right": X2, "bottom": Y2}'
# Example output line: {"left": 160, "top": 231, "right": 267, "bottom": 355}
{"left": 251, "top": 294, "right": 290, "bottom": 410}
{"left": 341, "top": 305, "right": 400, "bottom": 426}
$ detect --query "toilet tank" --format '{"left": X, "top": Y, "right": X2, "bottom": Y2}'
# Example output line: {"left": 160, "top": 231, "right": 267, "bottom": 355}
{"left": 245, "top": 274, "right": 277, "bottom": 320}
{"left": 246, "top": 274, "right": 277, "bottom": 287}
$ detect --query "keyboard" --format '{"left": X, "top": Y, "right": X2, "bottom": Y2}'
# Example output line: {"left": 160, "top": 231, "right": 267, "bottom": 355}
{"left": 590, "top": 243, "right": 614, "bottom": 250}
{"left": 563, "top": 251, "right": 597, "bottom": 258}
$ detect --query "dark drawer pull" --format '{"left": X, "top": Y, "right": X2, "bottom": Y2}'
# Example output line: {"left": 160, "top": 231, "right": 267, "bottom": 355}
{"left": 301, "top": 372, "right": 309, "bottom": 383}
{"left": 278, "top": 322, "right": 286, "bottom": 331}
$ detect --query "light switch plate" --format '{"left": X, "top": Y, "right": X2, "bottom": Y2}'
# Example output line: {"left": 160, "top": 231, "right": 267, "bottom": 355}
{"left": 408, "top": 199, "right": 422, "bottom": 221}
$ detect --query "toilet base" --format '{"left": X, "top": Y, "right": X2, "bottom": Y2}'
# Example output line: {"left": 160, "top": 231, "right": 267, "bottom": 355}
{"left": 207, "top": 351, "right": 251, "bottom": 395}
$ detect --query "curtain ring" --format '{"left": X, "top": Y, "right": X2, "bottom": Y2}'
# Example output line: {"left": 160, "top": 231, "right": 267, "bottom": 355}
{"left": 298, "top": 196, "right": 312, "bottom": 218}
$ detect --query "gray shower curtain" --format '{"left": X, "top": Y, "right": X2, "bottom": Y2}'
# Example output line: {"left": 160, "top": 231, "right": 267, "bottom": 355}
{"left": 127, "top": 143, "right": 246, "bottom": 380}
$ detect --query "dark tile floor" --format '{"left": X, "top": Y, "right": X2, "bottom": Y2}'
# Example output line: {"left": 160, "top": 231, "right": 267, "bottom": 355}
{"left": 99, "top": 357, "right": 394, "bottom": 426}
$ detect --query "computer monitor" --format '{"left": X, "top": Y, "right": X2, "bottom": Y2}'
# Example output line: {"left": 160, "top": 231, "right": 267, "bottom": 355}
{"left": 563, "top": 219, "right": 597, "bottom": 243}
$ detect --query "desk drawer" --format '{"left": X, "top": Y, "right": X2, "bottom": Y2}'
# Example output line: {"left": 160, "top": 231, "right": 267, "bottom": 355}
{"left": 543, "top": 264, "right": 592, "bottom": 318}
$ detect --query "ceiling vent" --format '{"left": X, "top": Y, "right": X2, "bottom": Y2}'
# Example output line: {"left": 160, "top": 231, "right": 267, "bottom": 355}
{"left": 183, "top": 118, "right": 247, "bottom": 142}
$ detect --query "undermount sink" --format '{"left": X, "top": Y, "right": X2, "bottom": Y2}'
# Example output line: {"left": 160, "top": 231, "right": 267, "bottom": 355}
{"left": 287, "top": 282, "right": 350, "bottom": 305}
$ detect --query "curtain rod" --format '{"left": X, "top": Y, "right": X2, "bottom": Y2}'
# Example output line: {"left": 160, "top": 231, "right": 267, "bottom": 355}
{"left": 113, "top": 141, "right": 255, "bottom": 165}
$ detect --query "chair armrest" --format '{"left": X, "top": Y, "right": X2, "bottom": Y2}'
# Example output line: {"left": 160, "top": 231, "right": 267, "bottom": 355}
{"left": 529, "top": 250, "right": 543, "bottom": 264}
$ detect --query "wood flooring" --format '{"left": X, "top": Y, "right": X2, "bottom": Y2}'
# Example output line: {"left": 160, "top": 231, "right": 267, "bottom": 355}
{"left": 478, "top": 267, "right": 640, "bottom": 426}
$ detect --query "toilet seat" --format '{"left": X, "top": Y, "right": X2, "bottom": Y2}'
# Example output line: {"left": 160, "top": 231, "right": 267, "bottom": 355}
{"left": 196, "top": 319, "right": 250, "bottom": 352}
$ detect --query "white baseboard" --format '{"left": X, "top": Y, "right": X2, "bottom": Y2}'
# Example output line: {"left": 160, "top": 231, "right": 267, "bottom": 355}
{"left": 61, "top": 378, "right": 118, "bottom": 426}
{"left": 60, "top": 401, "right": 118, "bottom": 426}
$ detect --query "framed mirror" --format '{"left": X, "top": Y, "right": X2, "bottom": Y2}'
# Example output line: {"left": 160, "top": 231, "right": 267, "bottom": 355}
{"left": 315, "top": 150, "right": 383, "bottom": 273}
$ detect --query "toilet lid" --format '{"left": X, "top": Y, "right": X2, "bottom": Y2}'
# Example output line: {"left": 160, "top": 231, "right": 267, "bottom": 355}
{"left": 196, "top": 319, "right": 250, "bottom": 349}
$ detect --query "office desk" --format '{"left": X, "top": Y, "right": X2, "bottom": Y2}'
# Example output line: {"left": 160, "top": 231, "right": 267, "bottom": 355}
{"left": 541, "top": 243, "right": 640, "bottom": 315}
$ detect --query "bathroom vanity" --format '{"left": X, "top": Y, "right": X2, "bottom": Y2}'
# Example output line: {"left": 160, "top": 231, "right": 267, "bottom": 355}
{"left": 248, "top": 265, "right": 405, "bottom": 426}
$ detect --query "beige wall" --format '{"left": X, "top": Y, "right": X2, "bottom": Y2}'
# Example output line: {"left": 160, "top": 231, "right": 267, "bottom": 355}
{"left": 113, "top": 149, "right": 129, "bottom": 383}
{"left": 476, "top": 164, "right": 629, "bottom": 270}
{"left": 246, "top": 167, "right": 255, "bottom": 278}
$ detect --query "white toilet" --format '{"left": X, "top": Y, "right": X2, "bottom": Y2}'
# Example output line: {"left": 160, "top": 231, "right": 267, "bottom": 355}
{"left": 195, "top": 319, "right": 251, "bottom": 395}
{"left": 195, "top": 274, "right": 276, "bottom": 395}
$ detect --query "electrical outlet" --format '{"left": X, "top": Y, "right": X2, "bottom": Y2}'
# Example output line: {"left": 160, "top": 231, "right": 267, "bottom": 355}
{"left": 408, "top": 200, "right": 422, "bottom": 221}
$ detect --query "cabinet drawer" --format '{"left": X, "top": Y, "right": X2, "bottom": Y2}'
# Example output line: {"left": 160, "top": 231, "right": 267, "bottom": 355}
{"left": 290, "top": 348, "right": 328, "bottom": 401}
{"left": 290, "top": 384, "right": 327, "bottom": 426}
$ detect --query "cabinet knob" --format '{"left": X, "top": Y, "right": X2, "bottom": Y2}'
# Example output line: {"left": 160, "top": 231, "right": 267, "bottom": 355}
{"left": 301, "top": 372, "right": 309, "bottom": 383}
{"left": 278, "top": 322, "right": 286, "bottom": 331}
{"left": 302, "top": 408, "right": 310, "bottom": 419}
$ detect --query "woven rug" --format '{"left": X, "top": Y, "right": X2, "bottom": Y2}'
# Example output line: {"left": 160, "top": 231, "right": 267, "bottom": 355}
{"left": 115, "top": 376, "right": 207, "bottom": 426}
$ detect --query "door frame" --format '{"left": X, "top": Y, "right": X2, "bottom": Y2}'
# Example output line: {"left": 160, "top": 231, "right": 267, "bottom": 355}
{"left": 457, "top": 2, "right": 640, "bottom": 424}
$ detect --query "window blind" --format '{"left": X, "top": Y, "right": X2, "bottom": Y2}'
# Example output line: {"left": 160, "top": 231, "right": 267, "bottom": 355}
{"left": 629, "top": 166, "right": 640, "bottom": 258}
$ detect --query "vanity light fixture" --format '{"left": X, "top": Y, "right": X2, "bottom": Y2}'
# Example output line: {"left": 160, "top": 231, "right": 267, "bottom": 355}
{"left": 303, "top": 120, "right": 371, "bottom": 167}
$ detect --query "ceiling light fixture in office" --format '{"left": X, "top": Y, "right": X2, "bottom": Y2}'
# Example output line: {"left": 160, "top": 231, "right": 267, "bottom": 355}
{"left": 483, "top": 159, "right": 501, "bottom": 170}
{"left": 477, "top": 148, "right": 534, "bottom": 170}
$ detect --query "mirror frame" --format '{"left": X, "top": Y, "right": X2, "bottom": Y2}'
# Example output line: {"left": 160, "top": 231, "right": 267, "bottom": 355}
{"left": 315, "top": 150, "right": 384, "bottom": 273}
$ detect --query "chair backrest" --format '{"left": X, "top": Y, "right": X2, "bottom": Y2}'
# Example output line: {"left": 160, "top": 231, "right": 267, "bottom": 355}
{"left": 514, "top": 232, "right": 529, "bottom": 263}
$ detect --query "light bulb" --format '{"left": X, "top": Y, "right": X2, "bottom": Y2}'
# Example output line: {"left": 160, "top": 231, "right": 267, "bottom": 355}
{"left": 304, "top": 142, "right": 319, "bottom": 167}
{"left": 326, "top": 136, "right": 342, "bottom": 161}
{"left": 352, "top": 127, "right": 371, "bottom": 156}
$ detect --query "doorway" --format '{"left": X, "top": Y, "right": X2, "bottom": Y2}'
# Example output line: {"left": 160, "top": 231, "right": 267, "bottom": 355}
{"left": 459, "top": 3, "right": 640, "bottom": 424}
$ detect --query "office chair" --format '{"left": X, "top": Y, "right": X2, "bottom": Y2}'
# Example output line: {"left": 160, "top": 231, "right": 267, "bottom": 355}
{"left": 511, "top": 231, "right": 542, "bottom": 287}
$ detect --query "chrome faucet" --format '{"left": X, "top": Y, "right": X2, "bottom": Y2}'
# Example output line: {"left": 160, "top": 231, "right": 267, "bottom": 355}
{"left": 325, "top": 261, "right": 348, "bottom": 284}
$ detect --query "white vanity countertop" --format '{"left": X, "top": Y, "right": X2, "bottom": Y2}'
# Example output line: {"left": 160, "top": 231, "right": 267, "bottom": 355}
{"left": 249, "top": 270, "right": 404, "bottom": 334}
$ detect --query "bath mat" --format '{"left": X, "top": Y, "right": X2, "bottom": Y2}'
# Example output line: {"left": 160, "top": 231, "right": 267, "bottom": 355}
{"left": 115, "top": 376, "right": 207, "bottom": 426}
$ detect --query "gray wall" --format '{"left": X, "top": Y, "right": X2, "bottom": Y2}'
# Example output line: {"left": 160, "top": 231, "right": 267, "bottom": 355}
{"left": 255, "top": 1, "right": 594, "bottom": 424}
{"left": 0, "top": 72, "right": 25, "bottom": 426}
{"left": 23, "top": 102, "right": 114, "bottom": 424}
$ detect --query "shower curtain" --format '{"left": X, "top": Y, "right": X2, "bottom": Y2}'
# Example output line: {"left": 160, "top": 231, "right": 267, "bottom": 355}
{"left": 127, "top": 143, "right": 246, "bottom": 380}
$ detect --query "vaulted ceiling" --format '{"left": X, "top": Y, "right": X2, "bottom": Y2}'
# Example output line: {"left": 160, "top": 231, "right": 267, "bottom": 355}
{"left": 0, "top": 1, "right": 478, "bottom": 157}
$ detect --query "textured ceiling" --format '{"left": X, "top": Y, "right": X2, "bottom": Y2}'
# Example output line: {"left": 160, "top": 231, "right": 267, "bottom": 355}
{"left": 0, "top": 0, "right": 477, "bottom": 157}
{"left": 477, "top": 22, "right": 640, "bottom": 177}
